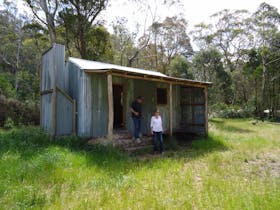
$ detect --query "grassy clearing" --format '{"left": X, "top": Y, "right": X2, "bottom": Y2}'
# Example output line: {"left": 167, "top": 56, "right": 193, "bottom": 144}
{"left": 0, "top": 119, "right": 279, "bottom": 209}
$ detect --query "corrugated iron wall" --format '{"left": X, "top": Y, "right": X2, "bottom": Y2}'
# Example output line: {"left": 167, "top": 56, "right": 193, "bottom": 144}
{"left": 73, "top": 74, "right": 206, "bottom": 138}
{"left": 41, "top": 46, "right": 54, "bottom": 133}
{"left": 41, "top": 44, "right": 75, "bottom": 136}
{"left": 56, "top": 91, "right": 74, "bottom": 135}
{"left": 180, "top": 87, "right": 206, "bottom": 134}
{"left": 41, "top": 93, "right": 52, "bottom": 133}
{"left": 172, "top": 84, "right": 181, "bottom": 131}
{"left": 68, "top": 61, "right": 87, "bottom": 136}
{"left": 90, "top": 74, "right": 108, "bottom": 137}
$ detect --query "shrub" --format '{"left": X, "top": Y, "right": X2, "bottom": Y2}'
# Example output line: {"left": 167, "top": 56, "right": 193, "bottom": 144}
{"left": 4, "top": 117, "right": 15, "bottom": 129}
{"left": 0, "top": 95, "right": 39, "bottom": 127}
{"left": 210, "top": 103, "right": 254, "bottom": 118}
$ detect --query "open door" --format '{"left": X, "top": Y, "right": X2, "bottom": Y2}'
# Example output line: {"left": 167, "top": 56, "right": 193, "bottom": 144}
{"left": 113, "top": 84, "right": 125, "bottom": 128}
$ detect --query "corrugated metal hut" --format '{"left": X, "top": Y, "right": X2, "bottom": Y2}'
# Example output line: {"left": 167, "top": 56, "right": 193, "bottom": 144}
{"left": 40, "top": 44, "right": 212, "bottom": 140}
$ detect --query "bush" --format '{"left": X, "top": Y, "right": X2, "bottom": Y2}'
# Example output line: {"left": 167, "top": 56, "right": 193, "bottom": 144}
{"left": 0, "top": 94, "right": 39, "bottom": 127}
{"left": 210, "top": 103, "right": 254, "bottom": 118}
{"left": 4, "top": 117, "right": 15, "bottom": 129}
{"left": 0, "top": 73, "right": 16, "bottom": 98}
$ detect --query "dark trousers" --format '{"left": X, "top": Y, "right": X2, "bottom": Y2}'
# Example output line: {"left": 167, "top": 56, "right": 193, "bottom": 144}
{"left": 153, "top": 131, "right": 164, "bottom": 152}
{"left": 132, "top": 117, "right": 141, "bottom": 139}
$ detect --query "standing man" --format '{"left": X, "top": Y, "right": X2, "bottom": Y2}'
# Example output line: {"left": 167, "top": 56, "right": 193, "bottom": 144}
{"left": 130, "top": 96, "right": 143, "bottom": 143}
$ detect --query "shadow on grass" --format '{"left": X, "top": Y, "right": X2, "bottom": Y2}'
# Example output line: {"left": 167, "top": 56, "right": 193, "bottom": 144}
{"left": 162, "top": 133, "right": 228, "bottom": 159}
{"left": 0, "top": 126, "right": 229, "bottom": 177}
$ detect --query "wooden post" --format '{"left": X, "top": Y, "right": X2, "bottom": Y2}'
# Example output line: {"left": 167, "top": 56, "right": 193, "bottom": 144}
{"left": 51, "top": 44, "right": 57, "bottom": 140}
{"left": 204, "top": 87, "right": 208, "bottom": 136}
{"left": 169, "top": 83, "right": 173, "bottom": 137}
{"left": 73, "top": 99, "right": 76, "bottom": 134}
{"left": 39, "top": 58, "right": 42, "bottom": 127}
{"left": 107, "top": 73, "right": 114, "bottom": 142}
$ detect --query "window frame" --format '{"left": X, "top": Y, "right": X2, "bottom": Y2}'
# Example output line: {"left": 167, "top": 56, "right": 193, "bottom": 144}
{"left": 156, "top": 88, "right": 168, "bottom": 105}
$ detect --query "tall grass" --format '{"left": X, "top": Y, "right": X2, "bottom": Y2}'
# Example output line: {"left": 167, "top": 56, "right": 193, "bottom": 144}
{"left": 0, "top": 119, "right": 279, "bottom": 209}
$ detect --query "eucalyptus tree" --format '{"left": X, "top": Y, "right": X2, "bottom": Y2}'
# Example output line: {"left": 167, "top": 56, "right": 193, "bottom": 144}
{"left": 157, "top": 16, "right": 193, "bottom": 73}
{"left": 191, "top": 9, "right": 253, "bottom": 72}
{"left": 137, "top": 16, "right": 193, "bottom": 73}
{"left": 251, "top": 2, "right": 280, "bottom": 114}
{"left": 59, "top": 0, "right": 109, "bottom": 59}
{"left": 25, "top": 0, "right": 60, "bottom": 43}
{"left": 0, "top": 1, "right": 24, "bottom": 92}
{"left": 192, "top": 48, "right": 233, "bottom": 104}
{"left": 111, "top": 17, "right": 135, "bottom": 66}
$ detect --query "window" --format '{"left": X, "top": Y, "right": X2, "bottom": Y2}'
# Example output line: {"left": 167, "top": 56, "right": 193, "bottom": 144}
{"left": 156, "top": 88, "right": 167, "bottom": 105}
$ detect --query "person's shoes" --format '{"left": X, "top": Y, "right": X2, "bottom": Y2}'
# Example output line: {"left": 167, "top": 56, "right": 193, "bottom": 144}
{"left": 136, "top": 138, "right": 141, "bottom": 144}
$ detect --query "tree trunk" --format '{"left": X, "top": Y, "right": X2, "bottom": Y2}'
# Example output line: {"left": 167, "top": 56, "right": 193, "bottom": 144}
{"left": 15, "top": 37, "right": 22, "bottom": 92}
{"left": 261, "top": 56, "right": 266, "bottom": 114}
{"left": 255, "top": 79, "right": 258, "bottom": 115}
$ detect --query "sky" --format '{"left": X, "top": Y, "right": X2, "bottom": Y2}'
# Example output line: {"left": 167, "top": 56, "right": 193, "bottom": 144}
{"left": 103, "top": 0, "right": 280, "bottom": 32}
{"left": 2, "top": 0, "right": 280, "bottom": 36}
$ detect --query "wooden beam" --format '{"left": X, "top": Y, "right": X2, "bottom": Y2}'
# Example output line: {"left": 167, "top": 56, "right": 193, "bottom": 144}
{"left": 73, "top": 99, "right": 76, "bottom": 134}
{"left": 85, "top": 69, "right": 212, "bottom": 88}
{"left": 107, "top": 73, "right": 114, "bottom": 142}
{"left": 110, "top": 72, "right": 209, "bottom": 88}
{"left": 169, "top": 83, "right": 173, "bottom": 137}
{"left": 51, "top": 44, "right": 57, "bottom": 140}
{"left": 39, "top": 58, "right": 42, "bottom": 127}
{"left": 84, "top": 69, "right": 111, "bottom": 73}
{"left": 40, "top": 89, "right": 53, "bottom": 95}
{"left": 56, "top": 86, "right": 74, "bottom": 103}
{"left": 204, "top": 87, "right": 208, "bottom": 136}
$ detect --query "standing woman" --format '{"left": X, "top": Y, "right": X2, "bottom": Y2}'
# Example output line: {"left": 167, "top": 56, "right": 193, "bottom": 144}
{"left": 150, "top": 109, "right": 164, "bottom": 154}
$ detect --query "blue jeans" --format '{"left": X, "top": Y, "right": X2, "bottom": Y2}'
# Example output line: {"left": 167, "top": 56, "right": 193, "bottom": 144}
{"left": 153, "top": 131, "right": 164, "bottom": 152}
{"left": 132, "top": 117, "right": 141, "bottom": 139}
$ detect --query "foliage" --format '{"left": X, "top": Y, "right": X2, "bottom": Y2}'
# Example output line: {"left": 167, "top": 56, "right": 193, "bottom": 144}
{"left": 58, "top": 0, "right": 109, "bottom": 59}
{"left": 3, "top": 117, "right": 15, "bottom": 129}
{"left": 0, "top": 95, "right": 39, "bottom": 127}
{"left": 85, "top": 26, "right": 114, "bottom": 62}
{"left": 192, "top": 48, "right": 233, "bottom": 104}
{"left": 0, "top": 119, "right": 279, "bottom": 209}
{"left": 210, "top": 103, "right": 255, "bottom": 118}
{"left": 0, "top": 73, "right": 16, "bottom": 98}
{"left": 168, "top": 55, "right": 192, "bottom": 78}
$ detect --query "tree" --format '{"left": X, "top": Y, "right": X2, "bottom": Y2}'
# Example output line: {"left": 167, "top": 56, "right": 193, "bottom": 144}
{"left": 192, "top": 9, "right": 252, "bottom": 72}
{"left": 122, "top": 0, "right": 184, "bottom": 68}
{"left": 25, "top": 0, "right": 60, "bottom": 43}
{"left": 252, "top": 2, "right": 280, "bottom": 114}
{"left": 59, "top": 0, "right": 108, "bottom": 59}
{"left": 0, "top": 1, "right": 24, "bottom": 92}
{"left": 157, "top": 16, "right": 193, "bottom": 73}
{"left": 168, "top": 55, "right": 192, "bottom": 78}
{"left": 86, "top": 26, "right": 113, "bottom": 62}
{"left": 192, "top": 48, "right": 233, "bottom": 104}
{"left": 111, "top": 17, "right": 134, "bottom": 66}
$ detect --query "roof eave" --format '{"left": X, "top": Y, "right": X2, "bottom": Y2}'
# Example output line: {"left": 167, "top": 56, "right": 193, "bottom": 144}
{"left": 84, "top": 68, "right": 212, "bottom": 87}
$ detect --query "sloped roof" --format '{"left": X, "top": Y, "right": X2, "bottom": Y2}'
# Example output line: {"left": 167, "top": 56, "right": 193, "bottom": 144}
{"left": 68, "top": 57, "right": 212, "bottom": 86}
{"left": 69, "top": 57, "right": 167, "bottom": 78}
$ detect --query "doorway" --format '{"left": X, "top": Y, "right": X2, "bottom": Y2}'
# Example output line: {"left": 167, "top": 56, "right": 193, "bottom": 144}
{"left": 113, "top": 84, "right": 125, "bottom": 128}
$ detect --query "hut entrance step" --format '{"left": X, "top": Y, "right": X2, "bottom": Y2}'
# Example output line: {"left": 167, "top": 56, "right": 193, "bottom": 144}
{"left": 113, "top": 130, "right": 153, "bottom": 151}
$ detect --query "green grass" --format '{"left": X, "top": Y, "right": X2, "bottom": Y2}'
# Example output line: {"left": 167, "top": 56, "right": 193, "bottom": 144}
{"left": 0, "top": 119, "right": 279, "bottom": 209}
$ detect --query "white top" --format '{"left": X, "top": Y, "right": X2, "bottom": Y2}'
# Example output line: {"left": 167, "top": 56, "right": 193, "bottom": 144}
{"left": 150, "top": 116, "right": 163, "bottom": 132}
